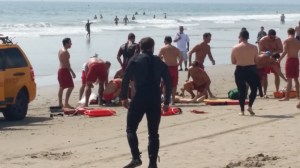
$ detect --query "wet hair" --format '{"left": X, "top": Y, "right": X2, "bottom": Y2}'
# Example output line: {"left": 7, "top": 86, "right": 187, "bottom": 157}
{"left": 203, "top": 32, "right": 211, "bottom": 38}
{"left": 268, "top": 29, "right": 276, "bottom": 36}
{"left": 164, "top": 36, "right": 172, "bottom": 43}
{"left": 239, "top": 30, "right": 249, "bottom": 40}
{"left": 287, "top": 28, "right": 295, "bottom": 35}
{"left": 128, "top": 33, "right": 135, "bottom": 40}
{"left": 140, "top": 37, "right": 155, "bottom": 51}
{"left": 62, "top": 38, "right": 71, "bottom": 46}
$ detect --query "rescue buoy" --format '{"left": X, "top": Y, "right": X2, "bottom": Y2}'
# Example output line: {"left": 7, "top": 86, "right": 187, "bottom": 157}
{"left": 273, "top": 91, "right": 284, "bottom": 98}
{"left": 84, "top": 109, "right": 116, "bottom": 117}
{"left": 161, "top": 107, "right": 182, "bottom": 116}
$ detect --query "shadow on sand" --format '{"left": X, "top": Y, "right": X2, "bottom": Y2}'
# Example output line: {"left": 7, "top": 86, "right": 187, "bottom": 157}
{"left": 0, "top": 116, "right": 52, "bottom": 131}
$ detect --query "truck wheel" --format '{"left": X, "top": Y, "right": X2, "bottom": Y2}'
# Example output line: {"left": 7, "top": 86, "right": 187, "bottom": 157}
{"left": 3, "top": 90, "right": 28, "bottom": 121}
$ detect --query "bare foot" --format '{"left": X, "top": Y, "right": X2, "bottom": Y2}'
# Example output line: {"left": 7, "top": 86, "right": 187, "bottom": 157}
{"left": 64, "top": 104, "right": 74, "bottom": 109}
{"left": 279, "top": 97, "right": 289, "bottom": 101}
{"left": 247, "top": 108, "right": 255, "bottom": 116}
{"left": 297, "top": 103, "right": 300, "bottom": 109}
{"left": 239, "top": 112, "right": 245, "bottom": 116}
{"left": 263, "top": 95, "right": 269, "bottom": 99}
{"left": 196, "top": 96, "right": 206, "bottom": 103}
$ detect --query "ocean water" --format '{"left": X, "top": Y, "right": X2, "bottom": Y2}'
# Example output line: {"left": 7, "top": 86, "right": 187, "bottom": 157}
{"left": 1, "top": 1, "right": 299, "bottom": 86}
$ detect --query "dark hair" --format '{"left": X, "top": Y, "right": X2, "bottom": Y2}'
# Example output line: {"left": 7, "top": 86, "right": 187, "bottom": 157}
{"left": 62, "top": 38, "right": 71, "bottom": 46}
{"left": 203, "top": 32, "right": 211, "bottom": 38}
{"left": 239, "top": 30, "right": 249, "bottom": 40}
{"left": 140, "top": 37, "right": 155, "bottom": 51}
{"left": 268, "top": 29, "right": 276, "bottom": 36}
{"left": 241, "top": 27, "right": 247, "bottom": 31}
{"left": 128, "top": 33, "right": 135, "bottom": 40}
{"left": 164, "top": 36, "right": 172, "bottom": 43}
{"left": 272, "top": 53, "right": 280, "bottom": 59}
{"left": 287, "top": 28, "right": 295, "bottom": 35}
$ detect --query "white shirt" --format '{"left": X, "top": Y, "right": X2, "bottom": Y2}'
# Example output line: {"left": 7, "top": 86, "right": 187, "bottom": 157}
{"left": 174, "top": 33, "right": 190, "bottom": 51}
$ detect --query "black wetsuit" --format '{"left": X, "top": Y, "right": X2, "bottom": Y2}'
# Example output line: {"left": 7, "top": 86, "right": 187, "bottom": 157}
{"left": 119, "top": 51, "right": 172, "bottom": 163}
{"left": 234, "top": 65, "right": 261, "bottom": 112}
{"left": 117, "top": 42, "right": 140, "bottom": 69}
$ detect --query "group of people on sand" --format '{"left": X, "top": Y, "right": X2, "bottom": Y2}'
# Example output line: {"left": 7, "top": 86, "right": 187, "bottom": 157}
{"left": 56, "top": 21, "right": 300, "bottom": 168}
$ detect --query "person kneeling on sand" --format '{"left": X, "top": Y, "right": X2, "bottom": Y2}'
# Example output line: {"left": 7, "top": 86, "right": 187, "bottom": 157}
{"left": 84, "top": 57, "right": 110, "bottom": 107}
{"left": 102, "top": 78, "right": 122, "bottom": 105}
{"left": 183, "top": 61, "right": 214, "bottom": 99}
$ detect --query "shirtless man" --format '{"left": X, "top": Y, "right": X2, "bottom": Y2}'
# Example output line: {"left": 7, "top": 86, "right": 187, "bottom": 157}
{"left": 84, "top": 57, "right": 109, "bottom": 107}
{"left": 295, "top": 21, "right": 300, "bottom": 41}
{"left": 158, "top": 36, "right": 183, "bottom": 105}
{"left": 188, "top": 32, "right": 215, "bottom": 69}
{"left": 183, "top": 61, "right": 213, "bottom": 99}
{"left": 103, "top": 78, "right": 122, "bottom": 104}
{"left": 85, "top": 20, "right": 92, "bottom": 38}
{"left": 259, "top": 29, "right": 283, "bottom": 96}
{"left": 278, "top": 28, "right": 300, "bottom": 101}
{"left": 57, "top": 38, "right": 76, "bottom": 108}
{"left": 231, "top": 30, "right": 260, "bottom": 116}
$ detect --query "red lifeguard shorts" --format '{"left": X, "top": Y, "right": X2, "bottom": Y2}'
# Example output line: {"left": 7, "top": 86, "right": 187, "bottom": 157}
{"left": 285, "top": 57, "right": 299, "bottom": 78}
{"left": 168, "top": 66, "right": 178, "bottom": 87}
{"left": 265, "top": 62, "right": 280, "bottom": 74}
{"left": 86, "top": 62, "right": 108, "bottom": 83}
{"left": 257, "top": 67, "right": 267, "bottom": 80}
{"left": 58, "top": 68, "right": 74, "bottom": 88}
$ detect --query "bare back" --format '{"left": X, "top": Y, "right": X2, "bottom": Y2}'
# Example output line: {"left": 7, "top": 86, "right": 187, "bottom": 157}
{"left": 189, "top": 42, "right": 210, "bottom": 64}
{"left": 189, "top": 66, "right": 210, "bottom": 86}
{"left": 158, "top": 44, "right": 182, "bottom": 66}
{"left": 284, "top": 38, "right": 300, "bottom": 57}
{"left": 231, "top": 42, "right": 258, "bottom": 66}
{"left": 58, "top": 48, "right": 70, "bottom": 69}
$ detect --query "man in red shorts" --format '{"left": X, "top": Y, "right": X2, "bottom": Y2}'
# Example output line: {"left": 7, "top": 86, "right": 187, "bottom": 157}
{"left": 259, "top": 29, "right": 283, "bottom": 97}
{"left": 158, "top": 36, "right": 183, "bottom": 105}
{"left": 102, "top": 78, "right": 122, "bottom": 104}
{"left": 278, "top": 28, "right": 300, "bottom": 101}
{"left": 183, "top": 61, "right": 214, "bottom": 99}
{"left": 84, "top": 57, "right": 109, "bottom": 107}
{"left": 57, "top": 37, "right": 76, "bottom": 108}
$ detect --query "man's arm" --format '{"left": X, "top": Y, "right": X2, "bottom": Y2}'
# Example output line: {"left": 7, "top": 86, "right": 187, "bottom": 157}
{"left": 275, "top": 38, "right": 283, "bottom": 53}
{"left": 119, "top": 60, "right": 134, "bottom": 100}
{"left": 231, "top": 48, "right": 237, "bottom": 65}
{"left": 62, "top": 51, "right": 76, "bottom": 78}
{"left": 207, "top": 47, "right": 215, "bottom": 65}
{"left": 188, "top": 46, "right": 196, "bottom": 66}
{"left": 173, "top": 33, "right": 180, "bottom": 42}
{"left": 117, "top": 47, "right": 123, "bottom": 66}
{"left": 158, "top": 48, "right": 164, "bottom": 59}
{"left": 278, "top": 40, "right": 287, "bottom": 62}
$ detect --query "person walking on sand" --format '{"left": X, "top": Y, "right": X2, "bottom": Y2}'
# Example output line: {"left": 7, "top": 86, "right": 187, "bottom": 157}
{"left": 278, "top": 28, "right": 300, "bottom": 101}
{"left": 84, "top": 57, "right": 110, "bottom": 107}
{"left": 231, "top": 30, "right": 261, "bottom": 116}
{"left": 120, "top": 37, "right": 172, "bottom": 168}
{"left": 174, "top": 26, "right": 190, "bottom": 71}
{"left": 256, "top": 26, "right": 267, "bottom": 44}
{"left": 295, "top": 21, "right": 300, "bottom": 41}
{"left": 158, "top": 36, "right": 183, "bottom": 105}
{"left": 57, "top": 38, "right": 76, "bottom": 109}
{"left": 114, "top": 16, "right": 119, "bottom": 26}
{"left": 85, "top": 20, "right": 92, "bottom": 38}
{"left": 259, "top": 29, "right": 283, "bottom": 97}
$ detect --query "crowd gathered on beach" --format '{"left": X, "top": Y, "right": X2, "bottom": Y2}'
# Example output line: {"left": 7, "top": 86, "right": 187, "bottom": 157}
{"left": 56, "top": 19, "right": 300, "bottom": 168}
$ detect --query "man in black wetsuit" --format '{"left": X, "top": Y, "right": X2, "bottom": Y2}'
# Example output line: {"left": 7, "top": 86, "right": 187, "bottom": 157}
{"left": 117, "top": 33, "right": 140, "bottom": 70}
{"left": 120, "top": 37, "right": 172, "bottom": 168}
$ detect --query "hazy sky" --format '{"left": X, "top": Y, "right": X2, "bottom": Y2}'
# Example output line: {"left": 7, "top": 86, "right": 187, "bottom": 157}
{"left": 1, "top": 0, "right": 300, "bottom": 4}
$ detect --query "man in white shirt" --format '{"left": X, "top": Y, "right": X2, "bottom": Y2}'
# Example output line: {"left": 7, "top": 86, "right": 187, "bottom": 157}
{"left": 174, "top": 26, "right": 190, "bottom": 71}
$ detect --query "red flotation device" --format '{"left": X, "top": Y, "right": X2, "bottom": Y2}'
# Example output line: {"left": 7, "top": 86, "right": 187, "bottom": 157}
{"left": 84, "top": 109, "right": 116, "bottom": 117}
{"left": 161, "top": 107, "right": 182, "bottom": 116}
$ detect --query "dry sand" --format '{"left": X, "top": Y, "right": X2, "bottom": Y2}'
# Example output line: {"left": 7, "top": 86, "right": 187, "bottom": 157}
{"left": 1, "top": 64, "right": 300, "bottom": 168}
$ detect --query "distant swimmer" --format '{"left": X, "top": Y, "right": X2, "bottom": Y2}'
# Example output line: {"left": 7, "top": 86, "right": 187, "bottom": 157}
{"left": 153, "top": 15, "right": 156, "bottom": 19}
{"left": 100, "top": 14, "right": 103, "bottom": 19}
{"left": 143, "top": 11, "right": 145, "bottom": 15}
{"left": 132, "top": 14, "right": 136, "bottom": 20}
{"left": 280, "top": 14, "right": 285, "bottom": 24}
{"left": 295, "top": 21, "right": 300, "bottom": 41}
{"left": 94, "top": 15, "right": 97, "bottom": 19}
{"left": 256, "top": 26, "right": 267, "bottom": 44}
{"left": 114, "top": 16, "right": 119, "bottom": 26}
{"left": 164, "top": 13, "right": 167, "bottom": 19}
{"left": 123, "top": 15, "right": 129, "bottom": 25}
{"left": 85, "top": 20, "right": 92, "bottom": 38}
{"left": 135, "top": 11, "right": 138, "bottom": 15}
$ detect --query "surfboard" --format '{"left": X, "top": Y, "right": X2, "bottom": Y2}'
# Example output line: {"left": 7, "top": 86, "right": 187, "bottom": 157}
{"left": 204, "top": 99, "right": 249, "bottom": 105}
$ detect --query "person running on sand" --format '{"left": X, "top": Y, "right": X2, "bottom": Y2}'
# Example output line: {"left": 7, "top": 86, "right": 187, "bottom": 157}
{"left": 84, "top": 57, "right": 110, "bottom": 107}
{"left": 158, "top": 36, "right": 183, "bottom": 105}
{"left": 57, "top": 38, "right": 76, "bottom": 109}
{"left": 174, "top": 26, "right": 190, "bottom": 71}
{"left": 183, "top": 61, "right": 214, "bottom": 99}
{"left": 295, "top": 21, "right": 300, "bottom": 41}
{"left": 259, "top": 29, "right": 283, "bottom": 97}
{"left": 278, "top": 28, "right": 300, "bottom": 101}
{"left": 231, "top": 30, "right": 260, "bottom": 116}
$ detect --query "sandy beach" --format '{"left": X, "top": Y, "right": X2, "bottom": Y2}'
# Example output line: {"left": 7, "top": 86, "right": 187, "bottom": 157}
{"left": 1, "top": 64, "right": 300, "bottom": 168}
